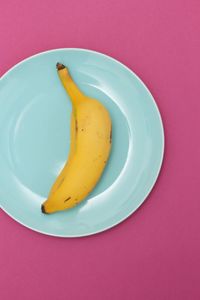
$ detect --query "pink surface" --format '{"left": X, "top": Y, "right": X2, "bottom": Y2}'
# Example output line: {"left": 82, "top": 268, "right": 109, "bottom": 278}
{"left": 0, "top": 0, "right": 200, "bottom": 299}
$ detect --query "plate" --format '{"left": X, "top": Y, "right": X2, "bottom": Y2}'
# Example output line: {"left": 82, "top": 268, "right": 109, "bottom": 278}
{"left": 0, "top": 49, "right": 164, "bottom": 237}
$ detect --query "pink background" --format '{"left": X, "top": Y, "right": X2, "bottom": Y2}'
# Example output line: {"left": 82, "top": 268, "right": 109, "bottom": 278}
{"left": 0, "top": 0, "right": 199, "bottom": 299}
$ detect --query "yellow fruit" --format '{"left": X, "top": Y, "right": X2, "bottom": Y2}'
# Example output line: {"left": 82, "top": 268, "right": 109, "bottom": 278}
{"left": 41, "top": 63, "right": 112, "bottom": 214}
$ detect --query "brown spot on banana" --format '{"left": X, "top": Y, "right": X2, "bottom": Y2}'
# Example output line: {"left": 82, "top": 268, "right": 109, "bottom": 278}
{"left": 64, "top": 197, "right": 71, "bottom": 203}
{"left": 75, "top": 120, "right": 78, "bottom": 132}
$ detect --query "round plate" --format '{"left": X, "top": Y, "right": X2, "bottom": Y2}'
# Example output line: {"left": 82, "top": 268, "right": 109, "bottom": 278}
{"left": 0, "top": 49, "right": 164, "bottom": 237}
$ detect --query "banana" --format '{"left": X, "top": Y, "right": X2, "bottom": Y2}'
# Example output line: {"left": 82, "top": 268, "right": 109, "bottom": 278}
{"left": 41, "top": 63, "right": 112, "bottom": 213}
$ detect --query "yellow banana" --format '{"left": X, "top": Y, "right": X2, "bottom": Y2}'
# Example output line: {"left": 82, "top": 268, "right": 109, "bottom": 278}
{"left": 41, "top": 63, "right": 112, "bottom": 213}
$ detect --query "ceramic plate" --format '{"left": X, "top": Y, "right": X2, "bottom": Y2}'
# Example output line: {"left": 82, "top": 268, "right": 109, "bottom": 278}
{"left": 0, "top": 49, "right": 164, "bottom": 237}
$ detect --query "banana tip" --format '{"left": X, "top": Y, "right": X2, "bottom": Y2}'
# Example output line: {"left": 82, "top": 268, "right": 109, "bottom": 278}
{"left": 56, "top": 62, "right": 66, "bottom": 70}
{"left": 41, "top": 204, "right": 48, "bottom": 214}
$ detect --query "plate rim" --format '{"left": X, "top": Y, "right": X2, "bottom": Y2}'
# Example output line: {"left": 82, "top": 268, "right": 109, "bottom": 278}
{"left": 0, "top": 48, "right": 165, "bottom": 237}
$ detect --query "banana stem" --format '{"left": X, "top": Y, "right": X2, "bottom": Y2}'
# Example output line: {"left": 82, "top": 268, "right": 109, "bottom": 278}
{"left": 56, "top": 63, "right": 85, "bottom": 105}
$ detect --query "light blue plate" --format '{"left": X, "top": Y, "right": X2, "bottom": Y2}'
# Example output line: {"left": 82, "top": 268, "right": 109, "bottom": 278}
{"left": 0, "top": 49, "right": 164, "bottom": 237}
